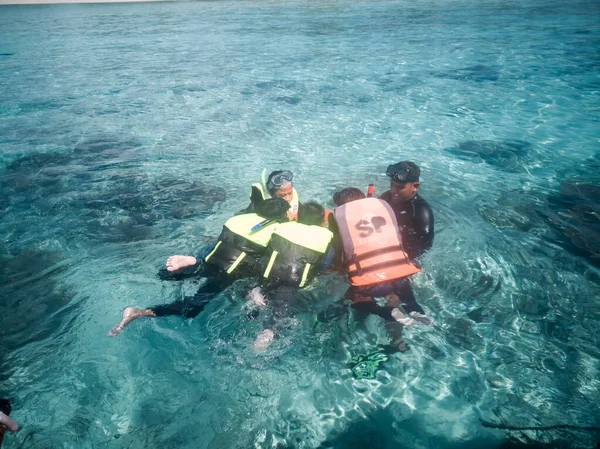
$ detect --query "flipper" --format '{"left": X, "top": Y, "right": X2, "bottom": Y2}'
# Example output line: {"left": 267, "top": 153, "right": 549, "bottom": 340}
{"left": 347, "top": 346, "right": 389, "bottom": 379}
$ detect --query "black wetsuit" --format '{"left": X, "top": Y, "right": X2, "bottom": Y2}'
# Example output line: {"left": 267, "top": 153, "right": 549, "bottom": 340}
{"left": 153, "top": 247, "right": 255, "bottom": 319}
{"left": 378, "top": 191, "right": 434, "bottom": 260}
{"left": 317, "top": 195, "right": 434, "bottom": 346}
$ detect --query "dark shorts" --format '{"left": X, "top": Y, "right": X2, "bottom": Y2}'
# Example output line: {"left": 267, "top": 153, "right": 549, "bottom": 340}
{"left": 345, "top": 277, "right": 424, "bottom": 316}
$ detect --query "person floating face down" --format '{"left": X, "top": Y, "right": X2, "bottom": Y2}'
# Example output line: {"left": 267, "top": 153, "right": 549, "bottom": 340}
{"left": 379, "top": 161, "right": 434, "bottom": 260}
{"left": 319, "top": 187, "right": 434, "bottom": 352}
{"left": 247, "top": 170, "right": 300, "bottom": 221}
{"left": 108, "top": 197, "right": 293, "bottom": 336}
{"left": 249, "top": 201, "right": 335, "bottom": 350}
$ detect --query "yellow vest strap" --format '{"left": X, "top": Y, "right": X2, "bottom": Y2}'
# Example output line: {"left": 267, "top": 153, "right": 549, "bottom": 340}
{"left": 204, "top": 241, "right": 222, "bottom": 262}
{"left": 299, "top": 263, "right": 311, "bottom": 288}
{"left": 227, "top": 251, "right": 247, "bottom": 274}
{"left": 262, "top": 250, "right": 279, "bottom": 278}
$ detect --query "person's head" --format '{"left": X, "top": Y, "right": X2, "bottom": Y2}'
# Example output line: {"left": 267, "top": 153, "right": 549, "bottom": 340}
{"left": 255, "top": 197, "right": 290, "bottom": 220}
{"left": 298, "top": 201, "right": 325, "bottom": 226}
{"left": 386, "top": 161, "right": 420, "bottom": 203}
{"left": 266, "top": 170, "right": 294, "bottom": 204}
{"left": 332, "top": 187, "right": 366, "bottom": 206}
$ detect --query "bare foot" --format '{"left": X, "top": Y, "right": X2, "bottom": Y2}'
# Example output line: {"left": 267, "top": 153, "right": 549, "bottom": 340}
{"left": 252, "top": 329, "right": 275, "bottom": 351}
{"left": 108, "top": 307, "right": 156, "bottom": 336}
{"left": 165, "top": 255, "right": 197, "bottom": 272}
{"left": 391, "top": 308, "right": 434, "bottom": 326}
{"left": 409, "top": 311, "right": 434, "bottom": 326}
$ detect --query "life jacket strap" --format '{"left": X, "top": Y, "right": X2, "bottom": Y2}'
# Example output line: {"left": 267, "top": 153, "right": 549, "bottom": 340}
{"left": 204, "top": 241, "right": 222, "bottom": 262}
{"left": 348, "top": 244, "right": 407, "bottom": 276}
{"left": 298, "top": 263, "right": 312, "bottom": 288}
{"left": 353, "top": 244, "right": 405, "bottom": 263}
{"left": 262, "top": 250, "right": 279, "bottom": 278}
{"left": 347, "top": 258, "right": 411, "bottom": 278}
{"left": 227, "top": 251, "right": 247, "bottom": 274}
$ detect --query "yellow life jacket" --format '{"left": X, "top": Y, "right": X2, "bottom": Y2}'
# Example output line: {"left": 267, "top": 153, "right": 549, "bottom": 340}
{"left": 250, "top": 182, "right": 300, "bottom": 221}
{"left": 204, "top": 213, "right": 279, "bottom": 275}
{"left": 258, "top": 221, "right": 333, "bottom": 288}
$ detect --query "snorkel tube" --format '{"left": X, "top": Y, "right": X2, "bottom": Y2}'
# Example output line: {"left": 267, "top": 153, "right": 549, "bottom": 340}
{"left": 367, "top": 184, "right": 374, "bottom": 198}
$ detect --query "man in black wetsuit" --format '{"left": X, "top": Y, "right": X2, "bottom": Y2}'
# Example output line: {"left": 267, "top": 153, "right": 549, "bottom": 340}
{"left": 316, "top": 163, "right": 435, "bottom": 352}
{"left": 379, "top": 161, "right": 434, "bottom": 260}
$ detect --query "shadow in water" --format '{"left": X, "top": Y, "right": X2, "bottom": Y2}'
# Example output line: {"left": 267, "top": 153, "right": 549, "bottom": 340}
{"left": 433, "top": 64, "right": 500, "bottom": 82}
{"left": 444, "top": 139, "right": 532, "bottom": 173}
{"left": 0, "top": 137, "right": 227, "bottom": 244}
{"left": 478, "top": 152, "right": 599, "bottom": 267}
{"left": 310, "top": 406, "right": 597, "bottom": 449}
{"left": 0, "top": 249, "right": 76, "bottom": 383}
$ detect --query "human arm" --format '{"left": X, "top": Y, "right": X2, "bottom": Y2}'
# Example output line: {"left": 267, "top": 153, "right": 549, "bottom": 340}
{"left": 325, "top": 215, "right": 344, "bottom": 272}
{"left": 378, "top": 190, "right": 392, "bottom": 202}
{"left": 0, "top": 411, "right": 18, "bottom": 432}
{"left": 236, "top": 185, "right": 265, "bottom": 215}
{"left": 407, "top": 200, "right": 434, "bottom": 259}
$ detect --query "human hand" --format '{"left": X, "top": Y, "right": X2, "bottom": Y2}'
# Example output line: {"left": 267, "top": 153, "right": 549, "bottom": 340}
{"left": 0, "top": 412, "right": 18, "bottom": 433}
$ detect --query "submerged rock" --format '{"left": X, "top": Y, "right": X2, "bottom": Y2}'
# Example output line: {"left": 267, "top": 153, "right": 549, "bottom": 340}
{"left": 542, "top": 182, "right": 600, "bottom": 266}
{"left": 478, "top": 153, "right": 600, "bottom": 266}
{"left": 444, "top": 139, "right": 532, "bottom": 173}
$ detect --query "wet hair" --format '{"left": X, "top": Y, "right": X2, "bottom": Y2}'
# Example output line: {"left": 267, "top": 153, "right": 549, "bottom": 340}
{"left": 332, "top": 187, "right": 366, "bottom": 206}
{"left": 0, "top": 398, "right": 11, "bottom": 416}
{"left": 298, "top": 201, "right": 325, "bottom": 226}
{"left": 266, "top": 170, "right": 293, "bottom": 195}
{"left": 254, "top": 197, "right": 290, "bottom": 220}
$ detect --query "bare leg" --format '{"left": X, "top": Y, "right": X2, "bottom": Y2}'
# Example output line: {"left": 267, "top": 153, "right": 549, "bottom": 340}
{"left": 108, "top": 307, "right": 157, "bottom": 336}
{"left": 252, "top": 329, "right": 275, "bottom": 351}
{"left": 165, "top": 255, "right": 197, "bottom": 272}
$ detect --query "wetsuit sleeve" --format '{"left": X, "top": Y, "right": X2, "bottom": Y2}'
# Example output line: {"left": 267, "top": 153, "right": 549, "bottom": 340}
{"left": 320, "top": 243, "right": 336, "bottom": 272}
{"left": 236, "top": 185, "right": 265, "bottom": 215}
{"left": 327, "top": 215, "right": 344, "bottom": 271}
{"left": 411, "top": 201, "right": 434, "bottom": 259}
{"left": 379, "top": 191, "right": 392, "bottom": 203}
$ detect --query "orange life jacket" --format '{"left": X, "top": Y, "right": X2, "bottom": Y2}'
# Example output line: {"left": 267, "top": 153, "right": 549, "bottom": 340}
{"left": 333, "top": 198, "right": 420, "bottom": 286}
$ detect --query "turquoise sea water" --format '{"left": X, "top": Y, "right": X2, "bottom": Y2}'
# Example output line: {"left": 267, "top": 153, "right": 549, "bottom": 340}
{"left": 1, "top": 0, "right": 599, "bottom": 447}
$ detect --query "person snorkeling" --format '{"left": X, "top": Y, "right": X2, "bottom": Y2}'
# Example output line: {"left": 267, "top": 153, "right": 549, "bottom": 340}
{"left": 379, "top": 161, "right": 434, "bottom": 259}
{"left": 166, "top": 169, "right": 300, "bottom": 274}
{"left": 109, "top": 197, "right": 291, "bottom": 336}
{"left": 245, "top": 169, "right": 300, "bottom": 221}
{"left": 318, "top": 187, "right": 433, "bottom": 351}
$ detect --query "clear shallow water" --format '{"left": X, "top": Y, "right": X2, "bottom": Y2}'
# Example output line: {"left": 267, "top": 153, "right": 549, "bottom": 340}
{"left": 0, "top": 0, "right": 599, "bottom": 447}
